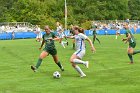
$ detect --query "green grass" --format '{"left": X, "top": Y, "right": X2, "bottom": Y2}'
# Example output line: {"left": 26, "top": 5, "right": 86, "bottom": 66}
{"left": 0, "top": 35, "right": 140, "bottom": 93}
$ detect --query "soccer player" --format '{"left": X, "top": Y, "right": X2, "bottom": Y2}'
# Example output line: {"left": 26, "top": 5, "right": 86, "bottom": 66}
{"left": 34, "top": 25, "right": 42, "bottom": 42}
{"left": 122, "top": 23, "right": 140, "bottom": 64}
{"left": 31, "top": 25, "right": 64, "bottom": 72}
{"left": 115, "top": 24, "right": 121, "bottom": 39}
{"left": 91, "top": 24, "right": 100, "bottom": 44}
{"left": 56, "top": 22, "right": 68, "bottom": 48}
{"left": 69, "top": 26, "right": 96, "bottom": 77}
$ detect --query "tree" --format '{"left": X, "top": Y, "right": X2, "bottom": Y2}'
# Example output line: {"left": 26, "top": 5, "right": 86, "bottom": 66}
{"left": 128, "top": 0, "right": 140, "bottom": 20}
{"left": 0, "top": 0, "right": 139, "bottom": 28}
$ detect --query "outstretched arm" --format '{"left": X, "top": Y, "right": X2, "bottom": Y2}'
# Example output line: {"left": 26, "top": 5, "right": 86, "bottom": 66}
{"left": 66, "top": 36, "right": 75, "bottom": 39}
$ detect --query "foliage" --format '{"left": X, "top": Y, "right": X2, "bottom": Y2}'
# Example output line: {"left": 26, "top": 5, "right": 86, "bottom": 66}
{"left": 0, "top": 0, "right": 139, "bottom": 28}
{"left": 81, "top": 20, "right": 92, "bottom": 30}
{"left": 128, "top": 0, "right": 140, "bottom": 20}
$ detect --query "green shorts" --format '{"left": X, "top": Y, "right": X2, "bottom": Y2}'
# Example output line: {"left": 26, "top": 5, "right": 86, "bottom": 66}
{"left": 43, "top": 47, "right": 57, "bottom": 55}
{"left": 129, "top": 42, "right": 136, "bottom": 48}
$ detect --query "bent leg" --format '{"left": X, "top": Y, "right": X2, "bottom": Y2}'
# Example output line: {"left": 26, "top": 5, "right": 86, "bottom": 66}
{"left": 70, "top": 54, "right": 86, "bottom": 77}
{"left": 52, "top": 55, "right": 64, "bottom": 71}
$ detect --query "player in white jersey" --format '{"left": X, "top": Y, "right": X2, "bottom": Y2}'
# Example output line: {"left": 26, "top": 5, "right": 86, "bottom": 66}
{"left": 35, "top": 25, "right": 42, "bottom": 42}
{"left": 56, "top": 22, "right": 68, "bottom": 48}
{"left": 68, "top": 26, "right": 96, "bottom": 77}
{"left": 115, "top": 25, "right": 121, "bottom": 39}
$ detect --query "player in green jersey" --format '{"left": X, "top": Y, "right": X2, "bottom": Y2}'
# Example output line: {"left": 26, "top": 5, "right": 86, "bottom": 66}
{"left": 91, "top": 24, "right": 100, "bottom": 44}
{"left": 31, "top": 25, "right": 64, "bottom": 72}
{"left": 122, "top": 23, "right": 140, "bottom": 64}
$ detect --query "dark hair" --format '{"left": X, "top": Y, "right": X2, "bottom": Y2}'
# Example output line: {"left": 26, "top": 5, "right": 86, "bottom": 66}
{"left": 79, "top": 28, "right": 84, "bottom": 34}
{"left": 73, "top": 26, "right": 84, "bottom": 34}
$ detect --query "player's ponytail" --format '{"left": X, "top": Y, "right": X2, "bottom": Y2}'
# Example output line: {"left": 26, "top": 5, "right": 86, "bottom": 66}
{"left": 73, "top": 26, "right": 84, "bottom": 34}
{"left": 79, "top": 28, "right": 84, "bottom": 34}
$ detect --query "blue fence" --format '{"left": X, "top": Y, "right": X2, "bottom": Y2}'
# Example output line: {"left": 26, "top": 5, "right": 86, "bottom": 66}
{"left": 0, "top": 29, "right": 140, "bottom": 40}
{"left": 0, "top": 32, "right": 36, "bottom": 40}
{"left": 84, "top": 28, "right": 140, "bottom": 36}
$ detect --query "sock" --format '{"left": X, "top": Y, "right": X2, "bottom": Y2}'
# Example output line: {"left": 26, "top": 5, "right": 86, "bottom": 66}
{"left": 35, "top": 58, "right": 42, "bottom": 69}
{"left": 116, "top": 35, "right": 117, "bottom": 39}
{"left": 128, "top": 54, "right": 133, "bottom": 62}
{"left": 61, "top": 42, "right": 65, "bottom": 48}
{"left": 73, "top": 59, "right": 86, "bottom": 65}
{"left": 96, "top": 38, "right": 100, "bottom": 44}
{"left": 56, "top": 61, "right": 64, "bottom": 69}
{"left": 133, "top": 50, "right": 140, "bottom": 55}
{"left": 74, "top": 65, "right": 85, "bottom": 76}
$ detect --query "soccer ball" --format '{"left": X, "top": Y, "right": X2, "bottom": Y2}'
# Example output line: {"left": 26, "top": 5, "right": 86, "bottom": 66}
{"left": 53, "top": 71, "right": 61, "bottom": 78}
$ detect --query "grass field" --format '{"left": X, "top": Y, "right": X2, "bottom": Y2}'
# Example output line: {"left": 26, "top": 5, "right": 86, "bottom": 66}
{"left": 0, "top": 35, "right": 140, "bottom": 93}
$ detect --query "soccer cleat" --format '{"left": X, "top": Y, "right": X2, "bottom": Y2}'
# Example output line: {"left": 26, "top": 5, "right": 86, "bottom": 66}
{"left": 60, "top": 67, "right": 64, "bottom": 71}
{"left": 84, "top": 61, "right": 89, "bottom": 68}
{"left": 31, "top": 65, "right": 37, "bottom": 72}
{"left": 129, "top": 62, "right": 134, "bottom": 64}
{"left": 80, "top": 74, "right": 86, "bottom": 78}
{"left": 61, "top": 68, "right": 64, "bottom": 71}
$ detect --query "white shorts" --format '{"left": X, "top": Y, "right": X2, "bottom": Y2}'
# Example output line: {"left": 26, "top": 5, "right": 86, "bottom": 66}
{"left": 74, "top": 49, "right": 85, "bottom": 59}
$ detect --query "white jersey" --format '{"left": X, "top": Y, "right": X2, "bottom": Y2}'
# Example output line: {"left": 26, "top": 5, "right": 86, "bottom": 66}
{"left": 35, "top": 27, "right": 41, "bottom": 34}
{"left": 75, "top": 33, "right": 87, "bottom": 51}
{"left": 35, "top": 27, "right": 42, "bottom": 38}
{"left": 56, "top": 26, "right": 65, "bottom": 38}
{"left": 116, "top": 25, "right": 121, "bottom": 33}
{"left": 56, "top": 26, "right": 62, "bottom": 33}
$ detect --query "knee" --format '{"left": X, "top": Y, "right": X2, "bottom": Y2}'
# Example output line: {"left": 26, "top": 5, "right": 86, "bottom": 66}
{"left": 127, "top": 48, "right": 134, "bottom": 54}
{"left": 70, "top": 58, "right": 73, "bottom": 63}
{"left": 127, "top": 53, "right": 133, "bottom": 56}
{"left": 70, "top": 60, "right": 75, "bottom": 66}
{"left": 39, "top": 55, "right": 46, "bottom": 59}
{"left": 39, "top": 56, "right": 43, "bottom": 59}
{"left": 39, "top": 53, "right": 43, "bottom": 57}
{"left": 127, "top": 51, "right": 133, "bottom": 55}
{"left": 70, "top": 59, "right": 76, "bottom": 67}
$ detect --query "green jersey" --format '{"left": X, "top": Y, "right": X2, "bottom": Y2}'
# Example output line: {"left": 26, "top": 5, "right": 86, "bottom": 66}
{"left": 93, "top": 30, "right": 97, "bottom": 35}
{"left": 125, "top": 29, "right": 136, "bottom": 43}
{"left": 125, "top": 29, "right": 136, "bottom": 48}
{"left": 43, "top": 32, "right": 56, "bottom": 49}
{"left": 92, "top": 25, "right": 97, "bottom": 35}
